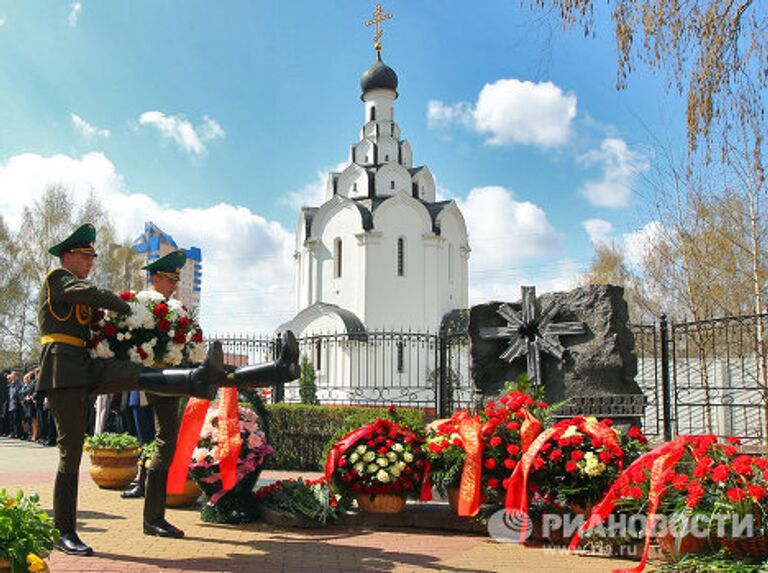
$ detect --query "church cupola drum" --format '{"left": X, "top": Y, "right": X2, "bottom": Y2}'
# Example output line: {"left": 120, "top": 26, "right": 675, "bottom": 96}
{"left": 289, "top": 11, "right": 469, "bottom": 337}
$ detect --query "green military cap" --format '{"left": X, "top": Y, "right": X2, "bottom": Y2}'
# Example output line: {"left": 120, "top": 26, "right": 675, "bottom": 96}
{"left": 48, "top": 223, "right": 98, "bottom": 257}
{"left": 142, "top": 250, "right": 186, "bottom": 281}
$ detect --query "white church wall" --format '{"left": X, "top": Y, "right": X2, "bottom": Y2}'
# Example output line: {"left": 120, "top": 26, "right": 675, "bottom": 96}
{"left": 412, "top": 167, "right": 436, "bottom": 202}
{"left": 366, "top": 194, "right": 434, "bottom": 329}
{"left": 352, "top": 139, "right": 375, "bottom": 168}
{"left": 318, "top": 206, "right": 365, "bottom": 314}
{"left": 337, "top": 163, "right": 369, "bottom": 198}
{"left": 375, "top": 163, "right": 412, "bottom": 197}
{"left": 363, "top": 89, "right": 395, "bottom": 122}
{"left": 436, "top": 204, "right": 470, "bottom": 310}
{"left": 376, "top": 135, "right": 400, "bottom": 166}
{"left": 400, "top": 141, "right": 413, "bottom": 168}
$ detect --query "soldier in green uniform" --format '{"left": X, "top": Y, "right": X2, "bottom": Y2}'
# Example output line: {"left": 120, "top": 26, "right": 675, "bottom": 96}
{"left": 121, "top": 250, "right": 194, "bottom": 538}
{"left": 38, "top": 224, "right": 300, "bottom": 557}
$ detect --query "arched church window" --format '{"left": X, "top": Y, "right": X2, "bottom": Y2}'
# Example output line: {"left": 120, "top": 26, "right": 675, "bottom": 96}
{"left": 390, "top": 180, "right": 395, "bottom": 190}
{"left": 385, "top": 154, "right": 389, "bottom": 162}
{"left": 397, "top": 237, "right": 405, "bottom": 277}
{"left": 353, "top": 182, "right": 357, "bottom": 192}
{"left": 370, "top": 106, "right": 376, "bottom": 121}
{"left": 334, "top": 238, "right": 342, "bottom": 278}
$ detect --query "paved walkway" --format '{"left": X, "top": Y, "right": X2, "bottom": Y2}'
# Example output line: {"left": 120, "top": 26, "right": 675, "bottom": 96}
{"left": 0, "top": 437, "right": 638, "bottom": 573}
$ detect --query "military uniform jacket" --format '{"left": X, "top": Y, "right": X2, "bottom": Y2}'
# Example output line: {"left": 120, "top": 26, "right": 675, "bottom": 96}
{"left": 37, "top": 268, "right": 131, "bottom": 392}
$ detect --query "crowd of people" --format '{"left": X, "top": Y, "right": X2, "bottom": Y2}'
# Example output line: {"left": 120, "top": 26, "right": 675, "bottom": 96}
{"left": 0, "top": 367, "right": 56, "bottom": 445}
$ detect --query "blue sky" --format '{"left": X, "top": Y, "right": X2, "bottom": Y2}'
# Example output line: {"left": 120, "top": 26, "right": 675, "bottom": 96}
{"left": 0, "top": 1, "right": 684, "bottom": 332}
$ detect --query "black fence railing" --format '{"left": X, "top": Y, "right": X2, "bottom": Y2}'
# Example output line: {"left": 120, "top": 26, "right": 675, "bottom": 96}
{"left": 633, "top": 313, "right": 768, "bottom": 444}
{"left": 211, "top": 329, "right": 474, "bottom": 416}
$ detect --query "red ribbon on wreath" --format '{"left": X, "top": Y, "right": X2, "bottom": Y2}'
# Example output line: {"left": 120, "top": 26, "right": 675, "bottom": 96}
{"left": 503, "top": 417, "right": 621, "bottom": 541}
{"left": 167, "top": 387, "right": 242, "bottom": 494}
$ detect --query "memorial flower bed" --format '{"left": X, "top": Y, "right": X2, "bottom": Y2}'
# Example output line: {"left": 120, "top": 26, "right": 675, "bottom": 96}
{"left": 325, "top": 417, "right": 430, "bottom": 512}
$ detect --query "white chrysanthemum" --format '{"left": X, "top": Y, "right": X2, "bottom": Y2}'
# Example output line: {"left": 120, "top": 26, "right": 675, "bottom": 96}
{"left": 188, "top": 344, "right": 205, "bottom": 363}
{"left": 136, "top": 290, "right": 165, "bottom": 305}
{"left": 397, "top": 461, "right": 406, "bottom": 471}
{"left": 390, "top": 465, "right": 402, "bottom": 477}
{"left": 386, "top": 452, "right": 398, "bottom": 462}
{"left": 403, "top": 452, "right": 414, "bottom": 463}
{"left": 167, "top": 298, "right": 183, "bottom": 312}
{"left": 362, "top": 451, "right": 375, "bottom": 462}
{"left": 116, "top": 332, "right": 124, "bottom": 342}
{"left": 349, "top": 452, "right": 359, "bottom": 463}
{"left": 92, "top": 340, "right": 115, "bottom": 359}
{"left": 367, "top": 463, "right": 379, "bottom": 474}
{"left": 355, "top": 444, "right": 367, "bottom": 455}
{"left": 562, "top": 425, "right": 580, "bottom": 439}
{"left": 354, "top": 462, "right": 365, "bottom": 474}
{"left": 392, "top": 443, "right": 404, "bottom": 452}
{"left": 376, "top": 469, "right": 391, "bottom": 483}
{"left": 124, "top": 301, "right": 153, "bottom": 330}
{"left": 163, "top": 343, "right": 184, "bottom": 366}
{"left": 376, "top": 457, "right": 389, "bottom": 467}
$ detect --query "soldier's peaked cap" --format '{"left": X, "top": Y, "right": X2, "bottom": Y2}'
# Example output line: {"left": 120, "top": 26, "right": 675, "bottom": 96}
{"left": 48, "top": 223, "right": 98, "bottom": 257}
{"left": 142, "top": 250, "right": 186, "bottom": 280}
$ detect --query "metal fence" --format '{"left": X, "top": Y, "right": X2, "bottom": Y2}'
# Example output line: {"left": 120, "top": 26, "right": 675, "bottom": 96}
{"left": 211, "top": 329, "right": 475, "bottom": 416}
{"left": 633, "top": 313, "right": 768, "bottom": 444}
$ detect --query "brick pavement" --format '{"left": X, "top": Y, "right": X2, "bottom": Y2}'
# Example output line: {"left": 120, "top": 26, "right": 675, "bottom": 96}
{"left": 0, "top": 437, "right": 640, "bottom": 572}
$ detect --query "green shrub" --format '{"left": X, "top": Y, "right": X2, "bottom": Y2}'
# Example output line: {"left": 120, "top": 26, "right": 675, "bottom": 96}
{"left": 298, "top": 356, "right": 319, "bottom": 405}
{"left": 0, "top": 489, "right": 58, "bottom": 569}
{"left": 84, "top": 432, "right": 140, "bottom": 452}
{"left": 263, "top": 404, "right": 425, "bottom": 471}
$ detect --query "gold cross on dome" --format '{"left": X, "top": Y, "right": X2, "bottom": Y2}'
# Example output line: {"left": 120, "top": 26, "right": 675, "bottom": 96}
{"left": 365, "top": 4, "right": 393, "bottom": 53}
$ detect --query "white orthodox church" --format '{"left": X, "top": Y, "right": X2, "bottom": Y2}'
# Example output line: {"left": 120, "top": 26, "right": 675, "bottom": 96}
{"left": 284, "top": 53, "right": 470, "bottom": 338}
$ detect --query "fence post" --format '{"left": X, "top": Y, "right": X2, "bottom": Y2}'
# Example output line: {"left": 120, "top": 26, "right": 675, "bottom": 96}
{"left": 438, "top": 327, "right": 449, "bottom": 418}
{"left": 272, "top": 332, "right": 285, "bottom": 404}
{"left": 660, "top": 314, "right": 673, "bottom": 441}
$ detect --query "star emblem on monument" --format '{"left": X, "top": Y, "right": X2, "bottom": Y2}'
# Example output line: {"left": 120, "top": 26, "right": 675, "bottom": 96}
{"left": 479, "top": 286, "right": 586, "bottom": 385}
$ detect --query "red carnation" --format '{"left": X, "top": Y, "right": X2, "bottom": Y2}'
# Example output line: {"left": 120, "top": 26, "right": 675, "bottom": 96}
{"left": 119, "top": 291, "right": 133, "bottom": 301}
{"left": 672, "top": 474, "right": 689, "bottom": 490}
{"left": 506, "top": 421, "right": 520, "bottom": 431}
{"left": 377, "top": 447, "right": 388, "bottom": 455}
{"left": 570, "top": 450, "right": 584, "bottom": 461}
{"left": 627, "top": 425, "right": 647, "bottom": 444}
{"left": 711, "top": 464, "right": 730, "bottom": 482}
{"left": 549, "top": 449, "right": 563, "bottom": 462}
{"left": 489, "top": 436, "right": 502, "bottom": 447}
{"left": 103, "top": 322, "right": 118, "bottom": 336}
{"left": 628, "top": 486, "right": 643, "bottom": 499}
{"left": 484, "top": 458, "right": 496, "bottom": 470}
{"left": 157, "top": 319, "right": 171, "bottom": 333}
{"left": 137, "top": 346, "right": 148, "bottom": 360}
{"left": 727, "top": 488, "right": 748, "bottom": 503}
{"left": 338, "top": 457, "right": 347, "bottom": 467}
{"left": 191, "top": 329, "right": 203, "bottom": 343}
{"left": 533, "top": 458, "right": 545, "bottom": 470}
{"left": 172, "top": 331, "right": 186, "bottom": 344}
{"left": 487, "top": 478, "right": 499, "bottom": 490}
{"left": 599, "top": 451, "right": 613, "bottom": 464}
{"left": 722, "top": 445, "right": 738, "bottom": 457}
{"left": 367, "top": 440, "right": 376, "bottom": 448}
{"left": 726, "top": 436, "right": 742, "bottom": 446}
{"left": 94, "top": 309, "right": 105, "bottom": 321}
{"left": 507, "top": 444, "right": 520, "bottom": 457}
{"left": 153, "top": 303, "right": 168, "bottom": 318}
{"left": 504, "top": 458, "right": 516, "bottom": 470}
{"left": 749, "top": 484, "right": 767, "bottom": 501}
{"left": 90, "top": 322, "right": 101, "bottom": 332}
{"left": 452, "top": 437, "right": 463, "bottom": 447}
{"left": 177, "top": 316, "right": 190, "bottom": 330}
{"left": 565, "top": 460, "right": 578, "bottom": 473}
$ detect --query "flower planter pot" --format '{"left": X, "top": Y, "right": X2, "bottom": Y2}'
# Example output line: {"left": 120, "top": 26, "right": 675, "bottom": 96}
{"left": 259, "top": 505, "right": 319, "bottom": 529}
{"left": 0, "top": 557, "right": 10, "bottom": 571}
{"left": 447, "top": 487, "right": 460, "bottom": 513}
{"left": 166, "top": 478, "right": 201, "bottom": 508}
{"left": 721, "top": 535, "right": 768, "bottom": 560}
{"left": 355, "top": 493, "right": 406, "bottom": 514}
{"left": 89, "top": 447, "right": 141, "bottom": 489}
{"left": 657, "top": 532, "right": 710, "bottom": 561}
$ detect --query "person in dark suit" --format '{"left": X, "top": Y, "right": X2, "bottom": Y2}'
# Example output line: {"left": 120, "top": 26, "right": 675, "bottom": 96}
{"left": 39, "top": 224, "right": 300, "bottom": 557}
{"left": 0, "top": 369, "right": 9, "bottom": 435}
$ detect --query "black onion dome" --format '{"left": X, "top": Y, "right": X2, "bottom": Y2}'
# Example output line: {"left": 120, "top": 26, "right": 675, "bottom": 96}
{"left": 360, "top": 54, "right": 398, "bottom": 94}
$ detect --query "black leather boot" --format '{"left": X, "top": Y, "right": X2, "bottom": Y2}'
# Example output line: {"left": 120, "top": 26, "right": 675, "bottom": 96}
{"left": 143, "top": 469, "right": 184, "bottom": 538}
{"left": 121, "top": 462, "right": 147, "bottom": 499}
{"left": 138, "top": 341, "right": 226, "bottom": 400}
{"left": 53, "top": 472, "right": 93, "bottom": 556}
{"left": 224, "top": 330, "right": 300, "bottom": 388}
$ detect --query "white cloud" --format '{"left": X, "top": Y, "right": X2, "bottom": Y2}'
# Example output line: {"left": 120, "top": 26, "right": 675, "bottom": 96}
{"left": 0, "top": 16, "right": 7, "bottom": 27}
{"left": 71, "top": 113, "right": 110, "bottom": 139}
{"left": 428, "top": 79, "right": 577, "bottom": 148}
{"left": 582, "top": 218, "right": 614, "bottom": 246}
{"left": 138, "top": 111, "right": 225, "bottom": 155}
{"left": 282, "top": 162, "right": 347, "bottom": 211}
{"left": 0, "top": 152, "right": 295, "bottom": 332}
{"left": 578, "top": 138, "right": 650, "bottom": 208}
{"left": 68, "top": 2, "right": 81, "bottom": 27}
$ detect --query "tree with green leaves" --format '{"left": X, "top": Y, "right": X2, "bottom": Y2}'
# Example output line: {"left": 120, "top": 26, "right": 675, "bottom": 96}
{"left": 298, "top": 355, "right": 319, "bottom": 405}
